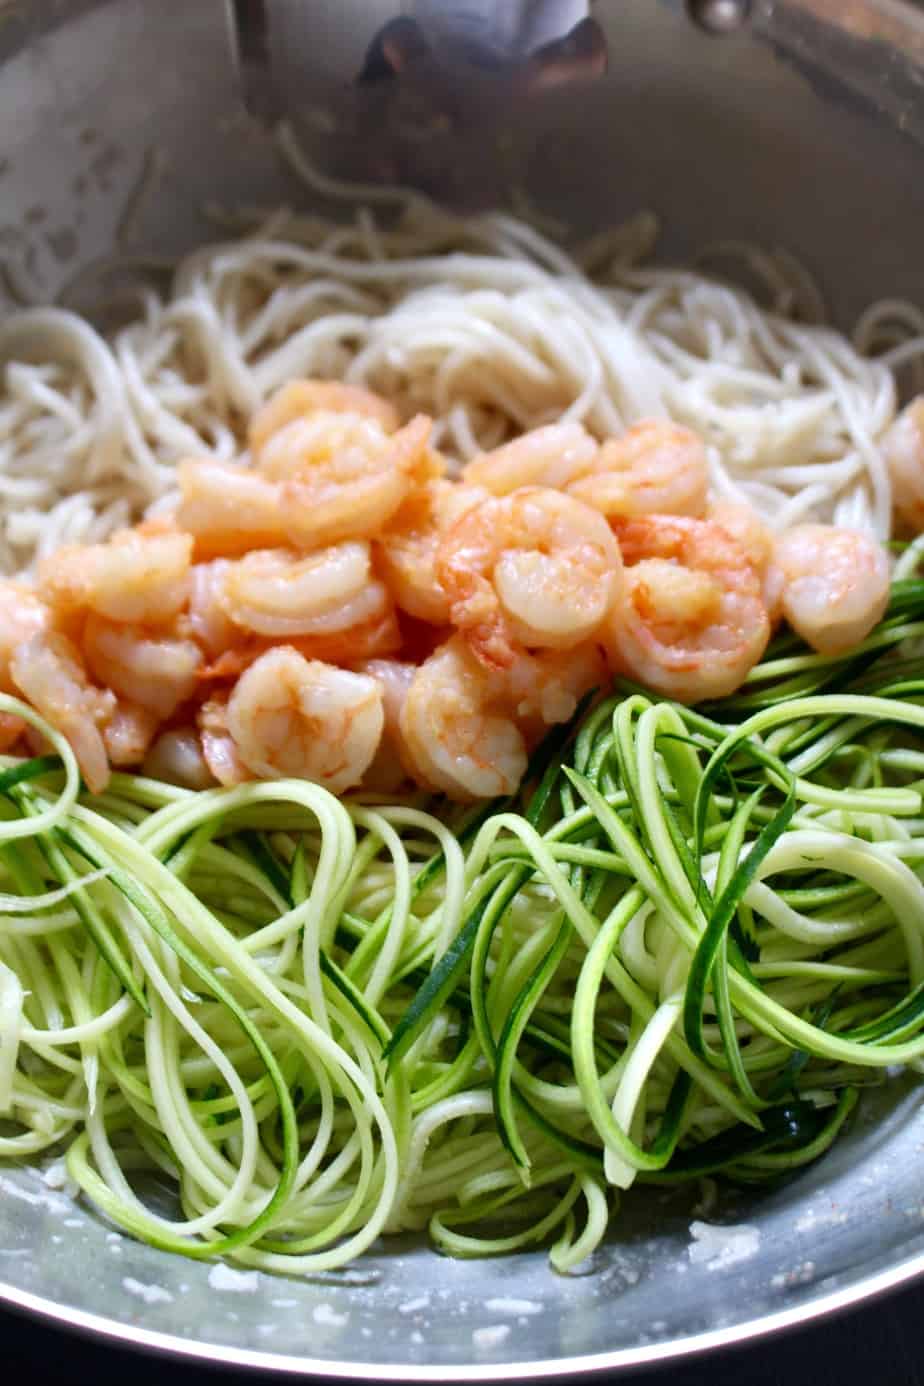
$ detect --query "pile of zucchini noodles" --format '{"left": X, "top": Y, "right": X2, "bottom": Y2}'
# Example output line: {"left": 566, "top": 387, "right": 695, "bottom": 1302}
{"left": 4, "top": 551, "right": 924, "bottom": 1275}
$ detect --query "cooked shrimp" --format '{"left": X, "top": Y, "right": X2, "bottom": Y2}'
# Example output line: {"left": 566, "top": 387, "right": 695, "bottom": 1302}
{"left": 186, "top": 560, "right": 238, "bottom": 658}
{"left": 354, "top": 658, "right": 416, "bottom": 792}
{"left": 197, "top": 693, "right": 250, "bottom": 787}
{"left": 197, "top": 599, "right": 403, "bottom": 685}
{"left": 0, "top": 581, "right": 51, "bottom": 685}
{"left": 101, "top": 701, "right": 160, "bottom": 767}
{"left": 293, "top": 602, "right": 402, "bottom": 665}
{"left": 226, "top": 648, "right": 384, "bottom": 792}
{"left": 83, "top": 615, "right": 201, "bottom": 719}
{"left": 220, "top": 543, "right": 390, "bottom": 639}
{"left": 38, "top": 526, "right": 192, "bottom": 624}
{"left": 399, "top": 635, "right": 527, "bottom": 799}
{"left": 250, "top": 379, "right": 400, "bottom": 457}
{"left": 376, "top": 480, "right": 488, "bottom": 625}
{"left": 881, "top": 397, "right": 924, "bottom": 532}
{"left": 10, "top": 633, "right": 114, "bottom": 793}
{"left": 709, "top": 499, "right": 783, "bottom": 621}
{"left": 461, "top": 421, "right": 598, "bottom": 495}
{"left": 503, "top": 642, "right": 607, "bottom": 745}
{"left": 276, "top": 415, "right": 439, "bottom": 551}
{"left": 772, "top": 524, "right": 890, "bottom": 655}
{"left": 437, "top": 488, "right": 622, "bottom": 669}
{"left": 606, "top": 515, "right": 771, "bottom": 703}
{"left": 256, "top": 413, "right": 396, "bottom": 483}
{"left": 144, "top": 728, "right": 217, "bottom": 790}
{"left": 176, "top": 459, "right": 290, "bottom": 559}
{"left": 567, "top": 420, "right": 709, "bottom": 519}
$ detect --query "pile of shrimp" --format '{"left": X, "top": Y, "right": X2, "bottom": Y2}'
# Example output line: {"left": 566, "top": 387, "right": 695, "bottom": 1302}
{"left": 0, "top": 376, "right": 913, "bottom": 801}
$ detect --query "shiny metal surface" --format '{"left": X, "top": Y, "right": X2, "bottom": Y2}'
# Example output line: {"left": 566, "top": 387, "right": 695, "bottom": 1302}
{"left": 689, "top": 1, "right": 752, "bottom": 36}
{"left": 3, "top": 1077, "right": 924, "bottom": 1376}
{"left": 2, "top": 0, "right": 924, "bottom": 1375}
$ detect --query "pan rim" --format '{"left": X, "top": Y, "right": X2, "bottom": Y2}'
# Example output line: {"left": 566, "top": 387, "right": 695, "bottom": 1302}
{"left": 2, "top": 1242, "right": 924, "bottom": 1379}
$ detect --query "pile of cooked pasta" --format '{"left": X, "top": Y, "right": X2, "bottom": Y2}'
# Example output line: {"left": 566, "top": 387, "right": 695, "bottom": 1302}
{"left": 2, "top": 172, "right": 920, "bottom": 580}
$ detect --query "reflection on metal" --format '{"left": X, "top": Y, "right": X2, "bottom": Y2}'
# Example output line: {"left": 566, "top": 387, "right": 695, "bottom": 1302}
{"left": 226, "top": 0, "right": 279, "bottom": 121}
{"left": 688, "top": 0, "right": 752, "bottom": 34}
{"left": 227, "top": 0, "right": 610, "bottom": 206}
{"left": 783, "top": 0, "right": 924, "bottom": 58}
{"left": 751, "top": 0, "right": 924, "bottom": 146}
{"left": 351, "top": 6, "right": 608, "bottom": 115}
{"left": 228, "top": 0, "right": 609, "bottom": 96}
{"left": 224, "top": 0, "right": 924, "bottom": 215}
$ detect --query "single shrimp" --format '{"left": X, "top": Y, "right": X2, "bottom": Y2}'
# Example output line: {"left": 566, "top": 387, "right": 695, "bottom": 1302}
{"left": 275, "top": 414, "right": 439, "bottom": 551}
{"left": 399, "top": 635, "right": 527, "bottom": 799}
{"left": 881, "top": 397, "right": 924, "bottom": 533}
{"left": 197, "top": 693, "right": 250, "bottom": 787}
{"left": 9, "top": 633, "right": 114, "bottom": 793}
{"left": 376, "top": 480, "right": 489, "bottom": 625}
{"left": 144, "top": 727, "right": 217, "bottom": 790}
{"left": 176, "top": 459, "right": 290, "bottom": 559}
{"left": 249, "top": 379, "right": 400, "bottom": 457}
{"left": 353, "top": 658, "right": 417, "bottom": 792}
{"left": 37, "top": 525, "right": 192, "bottom": 624}
{"left": 567, "top": 420, "right": 709, "bottom": 519}
{"left": 219, "top": 543, "right": 390, "bottom": 639}
{"left": 101, "top": 701, "right": 161, "bottom": 767}
{"left": 83, "top": 615, "right": 202, "bottom": 719}
{"left": 606, "top": 514, "right": 771, "bottom": 703}
{"left": 256, "top": 412, "right": 400, "bottom": 483}
{"left": 437, "top": 487, "right": 622, "bottom": 669}
{"left": 461, "top": 421, "right": 598, "bottom": 495}
{"left": 772, "top": 524, "right": 890, "bottom": 655}
{"left": 708, "top": 499, "right": 783, "bottom": 621}
{"left": 226, "top": 647, "right": 384, "bottom": 792}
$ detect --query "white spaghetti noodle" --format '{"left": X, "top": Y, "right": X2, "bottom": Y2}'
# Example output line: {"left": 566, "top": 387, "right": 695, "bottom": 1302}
{"left": 0, "top": 152, "right": 907, "bottom": 574}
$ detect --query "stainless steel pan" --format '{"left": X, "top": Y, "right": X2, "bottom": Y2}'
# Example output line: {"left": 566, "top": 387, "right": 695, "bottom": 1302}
{"left": 2, "top": 2, "right": 924, "bottom": 1375}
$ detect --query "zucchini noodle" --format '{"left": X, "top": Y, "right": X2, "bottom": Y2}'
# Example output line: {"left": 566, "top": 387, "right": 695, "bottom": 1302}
{"left": 4, "top": 580, "right": 924, "bottom": 1273}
